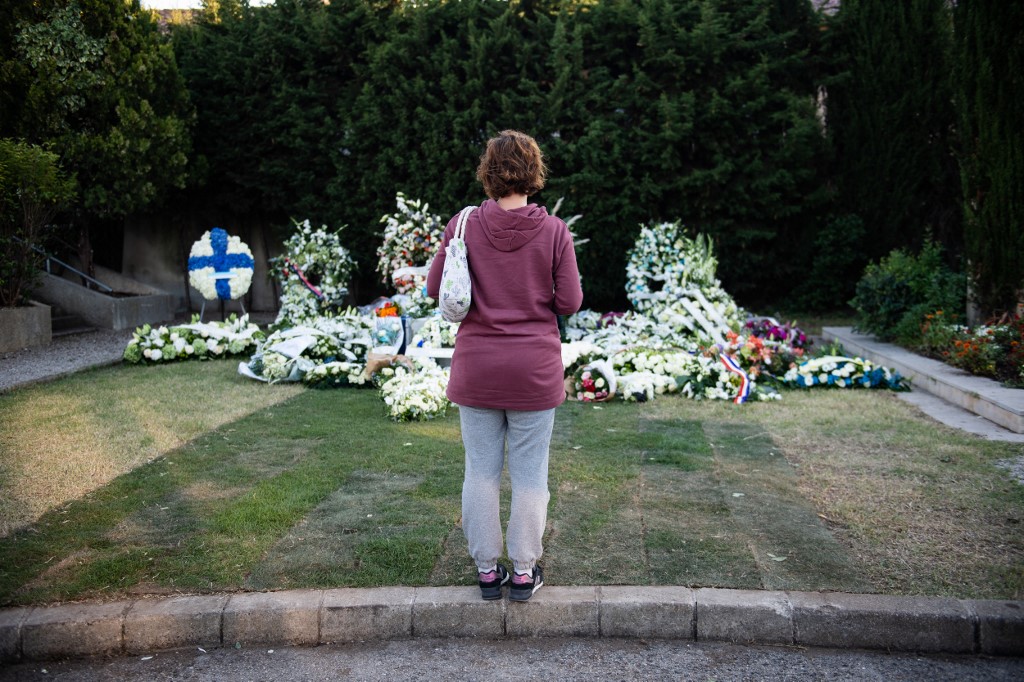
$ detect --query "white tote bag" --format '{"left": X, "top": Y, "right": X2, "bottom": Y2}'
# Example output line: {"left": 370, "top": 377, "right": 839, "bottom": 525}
{"left": 438, "top": 205, "right": 476, "bottom": 323}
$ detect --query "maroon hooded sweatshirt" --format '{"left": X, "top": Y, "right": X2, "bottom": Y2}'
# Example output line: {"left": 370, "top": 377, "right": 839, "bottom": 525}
{"left": 427, "top": 199, "right": 584, "bottom": 410}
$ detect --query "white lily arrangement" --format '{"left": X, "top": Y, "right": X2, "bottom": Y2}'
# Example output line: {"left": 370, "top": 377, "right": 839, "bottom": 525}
{"left": 303, "top": 361, "right": 370, "bottom": 389}
{"left": 377, "top": 192, "right": 444, "bottom": 295}
{"left": 625, "top": 222, "right": 744, "bottom": 344}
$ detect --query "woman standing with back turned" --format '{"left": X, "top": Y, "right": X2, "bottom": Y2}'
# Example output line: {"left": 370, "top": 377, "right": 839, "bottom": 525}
{"left": 427, "top": 130, "right": 583, "bottom": 602}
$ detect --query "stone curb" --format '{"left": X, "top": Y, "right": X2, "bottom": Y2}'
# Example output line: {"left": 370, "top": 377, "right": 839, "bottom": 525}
{"left": 1, "top": 588, "right": 1021, "bottom": 662}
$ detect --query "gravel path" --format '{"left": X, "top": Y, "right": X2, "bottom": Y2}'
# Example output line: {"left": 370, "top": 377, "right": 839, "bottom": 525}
{"left": 0, "top": 329, "right": 134, "bottom": 393}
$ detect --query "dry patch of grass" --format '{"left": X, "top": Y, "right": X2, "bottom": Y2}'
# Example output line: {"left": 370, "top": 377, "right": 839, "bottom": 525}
{"left": 0, "top": 360, "right": 302, "bottom": 536}
{"left": 649, "top": 392, "right": 1024, "bottom": 599}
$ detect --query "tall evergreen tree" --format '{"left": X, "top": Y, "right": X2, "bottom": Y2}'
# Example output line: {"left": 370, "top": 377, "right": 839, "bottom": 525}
{"left": 824, "top": 0, "right": 961, "bottom": 264}
{"left": 954, "top": 0, "right": 1024, "bottom": 316}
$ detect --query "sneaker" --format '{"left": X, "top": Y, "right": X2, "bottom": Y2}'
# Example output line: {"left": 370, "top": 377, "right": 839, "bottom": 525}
{"left": 509, "top": 565, "right": 544, "bottom": 602}
{"left": 478, "top": 564, "right": 510, "bottom": 600}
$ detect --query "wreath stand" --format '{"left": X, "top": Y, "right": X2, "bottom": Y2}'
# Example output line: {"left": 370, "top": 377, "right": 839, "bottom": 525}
{"left": 198, "top": 273, "right": 247, "bottom": 322}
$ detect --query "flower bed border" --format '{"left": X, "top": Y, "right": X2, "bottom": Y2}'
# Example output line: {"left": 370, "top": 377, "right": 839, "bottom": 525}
{"left": 823, "top": 327, "right": 1024, "bottom": 434}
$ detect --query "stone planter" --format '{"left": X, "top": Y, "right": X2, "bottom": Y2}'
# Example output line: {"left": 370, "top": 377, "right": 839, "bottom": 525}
{"left": 0, "top": 301, "right": 51, "bottom": 353}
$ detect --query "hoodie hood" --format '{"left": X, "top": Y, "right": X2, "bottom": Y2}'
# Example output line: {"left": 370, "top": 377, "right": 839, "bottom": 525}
{"left": 477, "top": 199, "right": 549, "bottom": 252}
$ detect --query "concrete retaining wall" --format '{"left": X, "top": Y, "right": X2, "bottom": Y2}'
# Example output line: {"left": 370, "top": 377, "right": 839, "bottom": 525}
{"left": 31, "top": 266, "right": 174, "bottom": 331}
{"left": 0, "top": 301, "right": 51, "bottom": 353}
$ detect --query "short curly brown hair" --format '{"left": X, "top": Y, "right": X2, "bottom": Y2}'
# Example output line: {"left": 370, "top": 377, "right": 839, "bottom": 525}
{"left": 476, "top": 130, "right": 547, "bottom": 200}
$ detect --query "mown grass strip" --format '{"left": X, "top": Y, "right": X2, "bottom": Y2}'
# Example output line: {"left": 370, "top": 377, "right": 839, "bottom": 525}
{"left": 2, "top": 363, "right": 1022, "bottom": 603}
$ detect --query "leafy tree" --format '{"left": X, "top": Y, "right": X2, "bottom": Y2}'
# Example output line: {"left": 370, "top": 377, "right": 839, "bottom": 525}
{"left": 0, "top": 139, "right": 76, "bottom": 307}
{"left": 954, "top": 0, "right": 1024, "bottom": 316}
{"left": 1, "top": 0, "right": 193, "bottom": 274}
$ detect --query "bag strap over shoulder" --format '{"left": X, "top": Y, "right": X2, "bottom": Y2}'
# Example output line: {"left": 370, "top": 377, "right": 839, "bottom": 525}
{"left": 453, "top": 205, "right": 476, "bottom": 240}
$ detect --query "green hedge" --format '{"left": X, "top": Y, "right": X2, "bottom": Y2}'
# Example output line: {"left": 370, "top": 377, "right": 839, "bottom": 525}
{"left": 172, "top": 0, "right": 829, "bottom": 310}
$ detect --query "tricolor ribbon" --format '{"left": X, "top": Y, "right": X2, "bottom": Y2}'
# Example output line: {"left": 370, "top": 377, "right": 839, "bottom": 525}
{"left": 284, "top": 258, "right": 324, "bottom": 300}
{"left": 718, "top": 353, "right": 751, "bottom": 404}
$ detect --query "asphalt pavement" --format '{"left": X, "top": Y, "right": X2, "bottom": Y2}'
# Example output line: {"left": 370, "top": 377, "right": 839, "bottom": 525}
{"left": 2, "top": 637, "right": 1023, "bottom": 682}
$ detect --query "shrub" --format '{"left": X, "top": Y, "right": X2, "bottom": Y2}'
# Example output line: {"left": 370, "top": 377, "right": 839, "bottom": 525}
{"left": 850, "top": 240, "right": 965, "bottom": 342}
{"left": 0, "top": 139, "right": 76, "bottom": 308}
{"left": 792, "top": 214, "right": 867, "bottom": 311}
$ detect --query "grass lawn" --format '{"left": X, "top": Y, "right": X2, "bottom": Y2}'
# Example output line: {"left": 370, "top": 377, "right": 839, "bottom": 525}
{"left": 0, "top": 358, "right": 1021, "bottom": 606}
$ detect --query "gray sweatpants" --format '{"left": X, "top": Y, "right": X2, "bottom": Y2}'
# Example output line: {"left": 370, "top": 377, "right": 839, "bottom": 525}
{"left": 459, "top": 405, "right": 555, "bottom": 573}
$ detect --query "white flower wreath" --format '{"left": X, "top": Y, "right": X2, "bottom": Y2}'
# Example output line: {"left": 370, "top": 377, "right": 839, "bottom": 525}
{"left": 270, "top": 219, "right": 357, "bottom": 326}
{"left": 625, "top": 222, "right": 744, "bottom": 343}
{"left": 187, "top": 228, "right": 254, "bottom": 301}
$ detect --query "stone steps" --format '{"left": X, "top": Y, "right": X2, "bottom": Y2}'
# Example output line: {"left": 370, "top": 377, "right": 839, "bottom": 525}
{"left": 822, "top": 327, "right": 1024, "bottom": 434}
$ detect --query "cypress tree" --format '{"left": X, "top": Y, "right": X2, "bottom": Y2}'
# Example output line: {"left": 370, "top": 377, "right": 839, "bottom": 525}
{"left": 954, "top": 0, "right": 1024, "bottom": 316}
{"left": 824, "top": 0, "right": 961, "bottom": 264}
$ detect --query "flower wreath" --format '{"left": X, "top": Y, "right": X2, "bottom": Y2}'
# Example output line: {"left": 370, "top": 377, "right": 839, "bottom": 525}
{"left": 187, "top": 228, "right": 255, "bottom": 301}
{"left": 377, "top": 193, "right": 445, "bottom": 295}
{"left": 625, "top": 222, "right": 719, "bottom": 313}
{"left": 625, "top": 222, "right": 744, "bottom": 343}
{"left": 270, "top": 219, "right": 357, "bottom": 326}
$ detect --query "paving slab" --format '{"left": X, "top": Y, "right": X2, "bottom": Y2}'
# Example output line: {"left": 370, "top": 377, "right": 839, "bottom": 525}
{"left": 967, "top": 599, "right": 1024, "bottom": 656}
{"left": 695, "top": 588, "right": 793, "bottom": 645}
{"left": 599, "top": 586, "right": 695, "bottom": 639}
{"left": 320, "top": 587, "right": 415, "bottom": 643}
{"left": 413, "top": 587, "right": 504, "bottom": 638}
{"left": 124, "top": 595, "right": 228, "bottom": 654}
{"left": 223, "top": 590, "right": 322, "bottom": 647}
{"left": 21, "top": 601, "right": 129, "bottom": 660}
{"left": 505, "top": 587, "right": 599, "bottom": 637}
{"left": 791, "top": 591, "right": 974, "bottom": 653}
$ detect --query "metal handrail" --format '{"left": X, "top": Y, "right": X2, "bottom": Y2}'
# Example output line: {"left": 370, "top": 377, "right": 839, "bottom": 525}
{"left": 13, "top": 236, "right": 114, "bottom": 293}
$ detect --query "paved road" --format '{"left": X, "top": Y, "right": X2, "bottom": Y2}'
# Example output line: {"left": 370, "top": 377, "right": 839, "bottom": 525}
{"left": 3, "top": 638, "right": 1022, "bottom": 681}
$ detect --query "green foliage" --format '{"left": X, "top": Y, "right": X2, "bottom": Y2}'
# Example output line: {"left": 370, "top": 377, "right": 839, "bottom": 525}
{"left": 173, "top": 0, "right": 828, "bottom": 310}
{"left": 850, "top": 240, "right": 965, "bottom": 343}
{"left": 823, "top": 0, "right": 962, "bottom": 266}
{"left": 792, "top": 213, "right": 866, "bottom": 311}
{"left": 0, "top": 138, "right": 76, "bottom": 307}
{"left": 953, "top": 1, "right": 1024, "bottom": 316}
{"left": 0, "top": 0, "right": 193, "bottom": 222}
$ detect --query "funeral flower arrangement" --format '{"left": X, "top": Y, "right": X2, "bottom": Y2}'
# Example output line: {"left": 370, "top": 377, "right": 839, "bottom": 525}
{"left": 376, "top": 357, "right": 451, "bottom": 421}
{"left": 377, "top": 193, "right": 444, "bottom": 295}
{"left": 303, "top": 361, "right": 370, "bottom": 389}
{"left": 373, "top": 300, "right": 404, "bottom": 348}
{"left": 123, "top": 314, "right": 263, "bottom": 364}
{"left": 187, "top": 228, "right": 255, "bottom": 301}
{"left": 125, "top": 192, "right": 912, "bottom": 421}
{"left": 625, "top": 222, "right": 744, "bottom": 344}
{"left": 410, "top": 316, "right": 459, "bottom": 349}
{"left": 269, "top": 219, "right": 357, "bottom": 326}
{"left": 244, "top": 312, "right": 373, "bottom": 383}
{"left": 781, "top": 355, "right": 909, "bottom": 390}
{"left": 571, "top": 359, "right": 616, "bottom": 402}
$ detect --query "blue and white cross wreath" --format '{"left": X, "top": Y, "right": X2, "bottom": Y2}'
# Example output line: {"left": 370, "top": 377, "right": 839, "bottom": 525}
{"left": 188, "top": 228, "right": 255, "bottom": 302}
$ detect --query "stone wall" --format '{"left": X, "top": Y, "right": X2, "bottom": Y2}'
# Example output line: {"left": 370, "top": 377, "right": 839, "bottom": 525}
{"left": 0, "top": 301, "right": 51, "bottom": 353}
{"left": 121, "top": 216, "right": 280, "bottom": 315}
